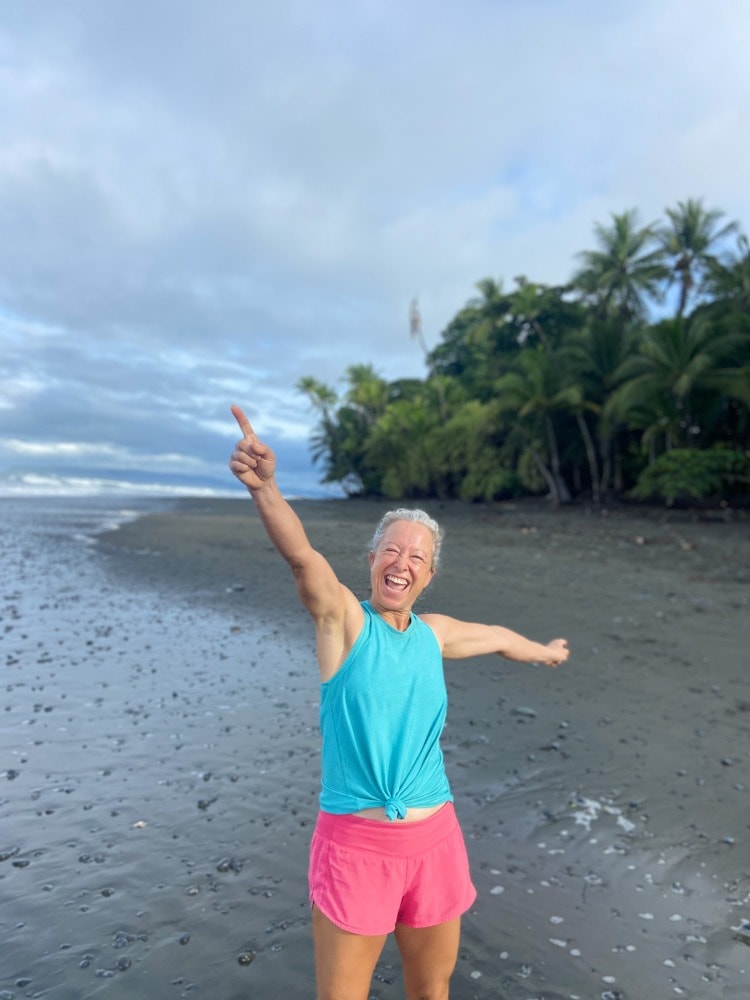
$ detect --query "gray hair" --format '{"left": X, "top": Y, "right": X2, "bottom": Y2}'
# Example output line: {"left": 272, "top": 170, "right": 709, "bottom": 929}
{"left": 369, "top": 508, "right": 444, "bottom": 570}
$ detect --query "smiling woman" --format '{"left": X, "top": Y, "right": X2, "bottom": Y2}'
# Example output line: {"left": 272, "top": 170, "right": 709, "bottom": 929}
{"left": 228, "top": 404, "right": 569, "bottom": 1000}
{"left": 369, "top": 507, "right": 444, "bottom": 567}
{"left": 368, "top": 513, "right": 438, "bottom": 621}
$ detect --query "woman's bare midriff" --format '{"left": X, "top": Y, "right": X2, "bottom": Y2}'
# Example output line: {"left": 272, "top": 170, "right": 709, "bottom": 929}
{"left": 353, "top": 803, "right": 447, "bottom": 822}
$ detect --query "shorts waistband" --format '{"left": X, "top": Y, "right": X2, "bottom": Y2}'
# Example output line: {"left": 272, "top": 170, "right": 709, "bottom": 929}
{"left": 314, "top": 803, "right": 457, "bottom": 857}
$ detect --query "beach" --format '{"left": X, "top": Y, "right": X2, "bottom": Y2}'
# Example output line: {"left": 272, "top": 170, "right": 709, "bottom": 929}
{"left": 1, "top": 494, "right": 749, "bottom": 1000}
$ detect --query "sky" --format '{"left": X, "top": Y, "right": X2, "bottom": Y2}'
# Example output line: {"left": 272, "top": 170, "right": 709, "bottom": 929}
{"left": 1, "top": 0, "right": 749, "bottom": 498}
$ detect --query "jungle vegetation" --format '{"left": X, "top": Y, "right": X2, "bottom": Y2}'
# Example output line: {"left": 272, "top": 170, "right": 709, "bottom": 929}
{"left": 299, "top": 199, "right": 750, "bottom": 506}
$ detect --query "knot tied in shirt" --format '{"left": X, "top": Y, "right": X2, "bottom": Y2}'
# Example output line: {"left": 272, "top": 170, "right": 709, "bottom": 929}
{"left": 385, "top": 797, "right": 407, "bottom": 821}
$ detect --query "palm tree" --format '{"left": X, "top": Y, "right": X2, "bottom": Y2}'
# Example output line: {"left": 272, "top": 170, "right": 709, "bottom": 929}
{"left": 464, "top": 278, "right": 519, "bottom": 352}
{"left": 430, "top": 399, "right": 517, "bottom": 501}
{"left": 343, "top": 364, "right": 389, "bottom": 426}
{"left": 659, "top": 198, "right": 739, "bottom": 317}
{"left": 495, "top": 347, "right": 573, "bottom": 504}
{"left": 687, "top": 236, "right": 750, "bottom": 447}
{"left": 297, "top": 376, "right": 337, "bottom": 416}
{"left": 429, "top": 279, "right": 519, "bottom": 402}
{"left": 503, "top": 278, "right": 601, "bottom": 497}
{"left": 704, "top": 234, "right": 750, "bottom": 316}
{"left": 365, "top": 397, "right": 439, "bottom": 498}
{"left": 506, "top": 276, "right": 584, "bottom": 352}
{"left": 297, "top": 376, "right": 339, "bottom": 468}
{"left": 297, "top": 377, "right": 354, "bottom": 491}
{"left": 607, "top": 315, "right": 748, "bottom": 453}
{"left": 572, "top": 209, "right": 668, "bottom": 324}
{"left": 561, "top": 318, "right": 641, "bottom": 496}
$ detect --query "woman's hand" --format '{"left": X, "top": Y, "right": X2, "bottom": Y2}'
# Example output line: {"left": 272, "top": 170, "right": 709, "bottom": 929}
{"left": 228, "top": 405, "right": 277, "bottom": 491}
{"left": 541, "top": 638, "right": 569, "bottom": 667}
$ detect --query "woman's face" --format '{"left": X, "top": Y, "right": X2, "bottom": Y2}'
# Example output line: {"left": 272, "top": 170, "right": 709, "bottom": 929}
{"left": 369, "top": 520, "right": 435, "bottom": 612}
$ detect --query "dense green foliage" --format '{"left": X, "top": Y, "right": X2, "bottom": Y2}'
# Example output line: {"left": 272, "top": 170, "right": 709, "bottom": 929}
{"left": 299, "top": 199, "right": 750, "bottom": 505}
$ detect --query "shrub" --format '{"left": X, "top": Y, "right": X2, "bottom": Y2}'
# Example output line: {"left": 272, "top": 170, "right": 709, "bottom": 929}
{"left": 629, "top": 446, "right": 749, "bottom": 505}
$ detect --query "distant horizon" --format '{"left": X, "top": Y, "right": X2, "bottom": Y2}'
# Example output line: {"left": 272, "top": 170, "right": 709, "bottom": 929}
{"left": 0, "top": 470, "right": 341, "bottom": 501}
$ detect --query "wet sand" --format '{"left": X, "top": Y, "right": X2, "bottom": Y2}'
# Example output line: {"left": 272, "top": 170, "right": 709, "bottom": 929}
{"left": 2, "top": 496, "right": 749, "bottom": 999}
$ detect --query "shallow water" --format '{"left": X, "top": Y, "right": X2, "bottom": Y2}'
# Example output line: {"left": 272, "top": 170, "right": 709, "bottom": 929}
{"left": 1, "top": 498, "right": 319, "bottom": 998}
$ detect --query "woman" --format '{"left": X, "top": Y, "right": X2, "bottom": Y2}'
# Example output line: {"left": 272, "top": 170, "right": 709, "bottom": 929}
{"left": 229, "top": 404, "right": 569, "bottom": 1000}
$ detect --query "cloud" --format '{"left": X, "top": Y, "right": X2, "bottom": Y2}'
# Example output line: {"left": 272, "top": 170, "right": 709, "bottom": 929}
{"left": 0, "top": 0, "right": 748, "bottom": 495}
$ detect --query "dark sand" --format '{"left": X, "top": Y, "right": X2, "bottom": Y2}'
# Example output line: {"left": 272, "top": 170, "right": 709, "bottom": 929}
{"left": 2, "top": 496, "right": 749, "bottom": 999}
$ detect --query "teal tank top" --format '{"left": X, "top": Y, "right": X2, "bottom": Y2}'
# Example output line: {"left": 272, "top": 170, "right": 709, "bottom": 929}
{"left": 319, "top": 600, "right": 453, "bottom": 820}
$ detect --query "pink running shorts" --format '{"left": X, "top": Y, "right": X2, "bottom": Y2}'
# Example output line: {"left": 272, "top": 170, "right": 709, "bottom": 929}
{"left": 308, "top": 802, "right": 477, "bottom": 936}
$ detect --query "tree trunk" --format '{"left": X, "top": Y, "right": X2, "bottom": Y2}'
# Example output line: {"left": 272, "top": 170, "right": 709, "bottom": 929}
{"left": 545, "top": 415, "right": 572, "bottom": 503}
{"left": 614, "top": 447, "right": 624, "bottom": 493}
{"left": 527, "top": 444, "right": 560, "bottom": 504}
{"left": 598, "top": 437, "right": 612, "bottom": 496}
{"left": 575, "top": 413, "right": 601, "bottom": 503}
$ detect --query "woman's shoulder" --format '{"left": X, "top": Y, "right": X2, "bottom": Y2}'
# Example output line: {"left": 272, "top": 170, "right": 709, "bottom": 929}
{"left": 415, "top": 612, "right": 449, "bottom": 652}
{"left": 418, "top": 611, "right": 447, "bottom": 629}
